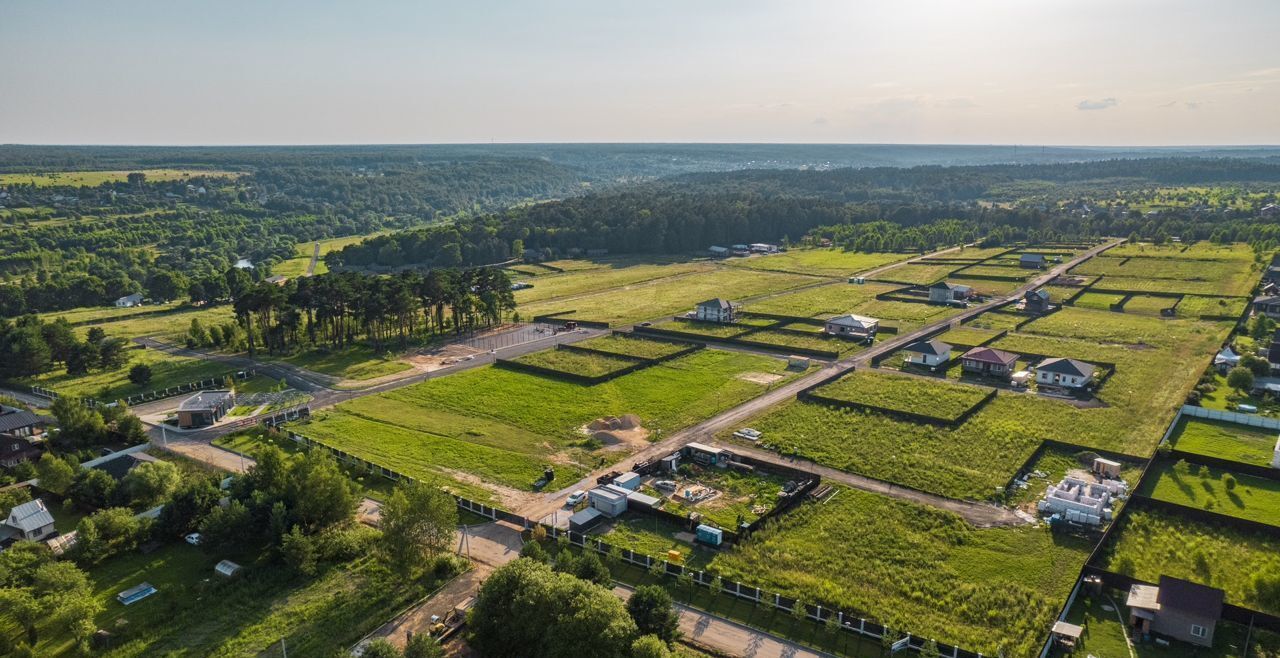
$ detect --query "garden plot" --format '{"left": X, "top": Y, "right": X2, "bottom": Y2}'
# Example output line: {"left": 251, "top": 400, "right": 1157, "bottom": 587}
{"left": 946, "top": 276, "right": 1022, "bottom": 295}
{"left": 1107, "top": 242, "right": 1256, "bottom": 260}
{"left": 1121, "top": 294, "right": 1179, "bottom": 315}
{"left": 811, "top": 370, "right": 992, "bottom": 423}
{"left": 1090, "top": 275, "right": 1247, "bottom": 297}
{"left": 1176, "top": 295, "right": 1248, "bottom": 319}
{"left": 746, "top": 281, "right": 900, "bottom": 317}
{"left": 727, "top": 249, "right": 911, "bottom": 278}
{"left": 1168, "top": 417, "right": 1278, "bottom": 467}
{"left": 1074, "top": 291, "right": 1126, "bottom": 310}
{"left": 963, "top": 309, "right": 1027, "bottom": 331}
{"left": 293, "top": 350, "right": 798, "bottom": 496}
{"left": 936, "top": 326, "right": 1003, "bottom": 347}
{"left": 1140, "top": 460, "right": 1280, "bottom": 527}
{"left": 1006, "top": 444, "right": 1142, "bottom": 507}
{"left": 517, "top": 267, "right": 814, "bottom": 325}
{"left": 650, "top": 318, "right": 753, "bottom": 339}
{"left": 710, "top": 486, "right": 1093, "bottom": 658}
{"left": 1098, "top": 506, "right": 1280, "bottom": 616}
{"left": 1017, "top": 306, "right": 1228, "bottom": 349}
{"left": 951, "top": 265, "right": 1031, "bottom": 280}
{"left": 510, "top": 347, "right": 642, "bottom": 378}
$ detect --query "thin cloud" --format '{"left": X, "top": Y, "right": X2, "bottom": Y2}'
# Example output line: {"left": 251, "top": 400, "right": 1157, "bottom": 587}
{"left": 1077, "top": 97, "right": 1119, "bottom": 111}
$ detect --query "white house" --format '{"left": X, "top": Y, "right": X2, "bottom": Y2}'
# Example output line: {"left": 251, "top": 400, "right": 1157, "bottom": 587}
{"left": 114, "top": 293, "right": 144, "bottom": 308}
{"left": 823, "top": 314, "right": 879, "bottom": 340}
{"left": 5, "top": 499, "right": 57, "bottom": 541}
{"left": 1035, "top": 357, "right": 1097, "bottom": 390}
{"left": 903, "top": 338, "right": 952, "bottom": 369}
{"left": 694, "top": 298, "right": 737, "bottom": 323}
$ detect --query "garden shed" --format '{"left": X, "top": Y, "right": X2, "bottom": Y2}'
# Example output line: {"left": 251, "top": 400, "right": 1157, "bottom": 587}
{"left": 588, "top": 486, "right": 629, "bottom": 518}
{"left": 117, "top": 582, "right": 157, "bottom": 605}
{"left": 612, "top": 472, "right": 641, "bottom": 490}
{"left": 569, "top": 507, "right": 604, "bottom": 532}
{"left": 214, "top": 560, "right": 242, "bottom": 578}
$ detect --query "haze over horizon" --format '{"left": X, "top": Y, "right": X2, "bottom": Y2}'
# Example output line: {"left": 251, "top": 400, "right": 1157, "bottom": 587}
{"left": 4, "top": 0, "right": 1279, "bottom": 146}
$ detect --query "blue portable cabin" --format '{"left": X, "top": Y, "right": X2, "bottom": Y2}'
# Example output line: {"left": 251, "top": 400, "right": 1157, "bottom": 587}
{"left": 117, "top": 582, "right": 157, "bottom": 605}
{"left": 695, "top": 524, "right": 723, "bottom": 546}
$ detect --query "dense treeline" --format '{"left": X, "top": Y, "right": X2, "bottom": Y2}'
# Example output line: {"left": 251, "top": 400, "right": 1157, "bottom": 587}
{"left": 220, "top": 267, "right": 515, "bottom": 357}
{"left": 0, "top": 316, "right": 129, "bottom": 379}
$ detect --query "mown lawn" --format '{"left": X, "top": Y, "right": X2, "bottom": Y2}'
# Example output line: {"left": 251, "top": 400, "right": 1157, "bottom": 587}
{"left": 1099, "top": 506, "right": 1280, "bottom": 615}
{"left": 651, "top": 319, "right": 753, "bottom": 338}
{"left": 1168, "top": 417, "right": 1277, "bottom": 467}
{"left": 24, "top": 347, "right": 239, "bottom": 401}
{"left": 747, "top": 281, "right": 900, "bottom": 317}
{"left": 30, "top": 541, "right": 453, "bottom": 657}
{"left": 573, "top": 334, "right": 690, "bottom": 359}
{"left": 598, "top": 516, "right": 717, "bottom": 570}
{"left": 710, "top": 487, "right": 1093, "bottom": 658}
{"left": 1141, "top": 460, "right": 1280, "bottom": 526}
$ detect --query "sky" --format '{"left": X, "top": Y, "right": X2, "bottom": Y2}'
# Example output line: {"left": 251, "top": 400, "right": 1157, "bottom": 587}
{"left": 2, "top": 0, "right": 1279, "bottom": 146}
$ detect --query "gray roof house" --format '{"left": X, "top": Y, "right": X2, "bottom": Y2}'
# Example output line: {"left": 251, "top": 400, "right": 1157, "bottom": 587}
{"left": 1036, "top": 357, "right": 1097, "bottom": 390}
{"left": 93, "top": 451, "right": 159, "bottom": 482}
{"left": 1128, "top": 576, "right": 1225, "bottom": 648}
{"left": 5, "top": 499, "right": 57, "bottom": 541}
{"left": 1020, "top": 253, "right": 1046, "bottom": 269}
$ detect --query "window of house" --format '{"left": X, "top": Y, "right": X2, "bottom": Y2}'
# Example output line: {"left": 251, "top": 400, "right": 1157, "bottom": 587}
{"left": 1190, "top": 624, "right": 1207, "bottom": 638}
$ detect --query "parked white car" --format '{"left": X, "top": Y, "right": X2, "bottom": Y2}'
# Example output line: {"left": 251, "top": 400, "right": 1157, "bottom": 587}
{"left": 565, "top": 490, "right": 586, "bottom": 506}
{"left": 733, "top": 428, "right": 763, "bottom": 441}
{"left": 184, "top": 533, "right": 203, "bottom": 546}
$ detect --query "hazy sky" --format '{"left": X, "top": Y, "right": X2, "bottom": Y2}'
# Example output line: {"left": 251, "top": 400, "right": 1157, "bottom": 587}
{"left": 3, "top": 0, "right": 1279, "bottom": 145}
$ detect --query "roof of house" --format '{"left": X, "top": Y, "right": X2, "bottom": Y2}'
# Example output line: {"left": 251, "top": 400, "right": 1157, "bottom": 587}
{"left": 827, "top": 313, "right": 879, "bottom": 328}
{"left": 116, "top": 293, "right": 143, "bottom": 303}
{"left": 1037, "top": 357, "right": 1096, "bottom": 378}
{"left": 1127, "top": 583, "right": 1161, "bottom": 611}
{"left": 92, "top": 452, "right": 158, "bottom": 481}
{"left": 696, "top": 298, "right": 733, "bottom": 310}
{"left": 589, "top": 486, "right": 628, "bottom": 503}
{"left": 1026, "top": 289, "right": 1050, "bottom": 301}
{"left": 1021, "top": 253, "right": 1045, "bottom": 262}
{"left": 178, "top": 390, "right": 234, "bottom": 412}
{"left": 1255, "top": 295, "right": 1280, "bottom": 305}
{"left": 265, "top": 275, "right": 288, "bottom": 284}
{"left": 962, "top": 346, "right": 1019, "bottom": 365}
{"left": 930, "top": 281, "right": 956, "bottom": 290}
{"left": 7, "top": 499, "right": 54, "bottom": 533}
{"left": 0, "top": 409, "right": 47, "bottom": 434}
{"left": 1158, "top": 575, "right": 1225, "bottom": 620}
{"left": 905, "top": 338, "right": 951, "bottom": 356}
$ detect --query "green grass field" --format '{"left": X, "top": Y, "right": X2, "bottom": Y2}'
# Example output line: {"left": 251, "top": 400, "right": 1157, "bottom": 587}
{"left": 518, "top": 267, "right": 815, "bottom": 325}
{"left": 276, "top": 345, "right": 412, "bottom": 381}
{"left": 30, "top": 541, "right": 452, "bottom": 657}
{"left": 511, "top": 347, "right": 641, "bottom": 377}
{"left": 1099, "top": 506, "right": 1280, "bottom": 615}
{"left": 746, "top": 281, "right": 900, "bottom": 317}
{"left": 936, "top": 326, "right": 1002, "bottom": 347}
{"left": 1168, "top": 417, "right": 1277, "bottom": 467}
{"left": 513, "top": 262, "right": 712, "bottom": 304}
{"left": 1063, "top": 592, "right": 1273, "bottom": 658}
{"left": 710, "top": 487, "right": 1093, "bottom": 658}
{"left": 37, "top": 301, "right": 186, "bottom": 326}
{"left": 572, "top": 334, "right": 690, "bottom": 359}
{"left": 727, "top": 249, "right": 911, "bottom": 278}
{"left": 599, "top": 516, "right": 717, "bottom": 570}
{"left": 24, "top": 347, "right": 239, "bottom": 401}
{"left": 1121, "top": 294, "right": 1179, "bottom": 315}
{"left": 1141, "top": 460, "right": 1280, "bottom": 526}
{"left": 1075, "top": 291, "right": 1126, "bottom": 310}
{"left": 650, "top": 319, "right": 754, "bottom": 338}
{"left": 0, "top": 168, "right": 242, "bottom": 187}
{"left": 813, "top": 370, "right": 991, "bottom": 422}
{"left": 1176, "top": 295, "right": 1247, "bottom": 319}
{"left": 869, "top": 262, "right": 960, "bottom": 285}
{"left": 293, "top": 349, "right": 799, "bottom": 496}
{"left": 77, "top": 305, "right": 237, "bottom": 342}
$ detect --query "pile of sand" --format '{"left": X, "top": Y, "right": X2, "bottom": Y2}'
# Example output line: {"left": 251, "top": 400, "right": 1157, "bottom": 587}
{"left": 584, "top": 414, "right": 649, "bottom": 449}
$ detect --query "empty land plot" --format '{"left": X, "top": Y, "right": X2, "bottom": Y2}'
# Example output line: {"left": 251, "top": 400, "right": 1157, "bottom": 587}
{"left": 936, "top": 326, "right": 1003, "bottom": 347}
{"left": 77, "top": 305, "right": 236, "bottom": 342}
{"left": 948, "top": 246, "right": 1015, "bottom": 260}
{"left": 1169, "top": 417, "right": 1277, "bottom": 467}
{"left": 1040, "top": 285, "right": 1081, "bottom": 303}
{"left": 963, "top": 310, "right": 1026, "bottom": 331}
{"left": 517, "top": 268, "right": 814, "bottom": 325}
{"left": 1099, "top": 506, "right": 1280, "bottom": 615}
{"left": 737, "top": 328, "right": 854, "bottom": 355}
{"left": 513, "top": 262, "right": 711, "bottom": 304}
{"left": 1140, "top": 461, "right": 1280, "bottom": 527}
{"left": 299, "top": 350, "right": 796, "bottom": 493}
{"left": 1176, "top": 295, "right": 1248, "bottom": 319}
{"left": 1121, "top": 294, "right": 1179, "bottom": 315}
{"left": 510, "top": 347, "right": 640, "bottom": 377}
{"left": 1107, "top": 242, "right": 1255, "bottom": 260}
{"left": 727, "top": 249, "right": 910, "bottom": 277}
{"left": 951, "top": 265, "right": 1031, "bottom": 280}
{"left": 1075, "top": 256, "right": 1256, "bottom": 295}
{"left": 650, "top": 319, "right": 753, "bottom": 339}
{"left": 870, "top": 262, "right": 959, "bottom": 285}
{"left": 37, "top": 302, "right": 189, "bottom": 326}
{"left": 572, "top": 334, "right": 689, "bottom": 359}
{"left": 1018, "top": 306, "right": 1227, "bottom": 348}
{"left": 1091, "top": 274, "right": 1248, "bottom": 296}
{"left": 278, "top": 345, "right": 412, "bottom": 381}
{"left": 946, "top": 277, "right": 1022, "bottom": 295}
{"left": 810, "top": 298, "right": 961, "bottom": 330}
{"left": 747, "top": 281, "right": 899, "bottom": 317}
{"left": 0, "top": 168, "right": 242, "bottom": 187}
{"left": 1074, "top": 291, "right": 1126, "bottom": 310}
{"left": 710, "top": 487, "right": 1092, "bottom": 658}
{"left": 814, "top": 370, "right": 990, "bottom": 422}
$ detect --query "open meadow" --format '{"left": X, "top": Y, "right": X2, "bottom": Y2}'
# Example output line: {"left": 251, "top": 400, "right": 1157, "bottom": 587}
{"left": 0, "top": 168, "right": 242, "bottom": 187}
{"left": 726, "top": 249, "right": 911, "bottom": 278}
{"left": 1140, "top": 460, "right": 1280, "bottom": 526}
{"left": 1168, "top": 417, "right": 1278, "bottom": 467}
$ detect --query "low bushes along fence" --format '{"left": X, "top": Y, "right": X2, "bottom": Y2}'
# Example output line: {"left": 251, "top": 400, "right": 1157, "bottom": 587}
{"left": 282, "top": 427, "right": 973, "bottom": 658}
{"left": 27, "top": 368, "right": 255, "bottom": 408}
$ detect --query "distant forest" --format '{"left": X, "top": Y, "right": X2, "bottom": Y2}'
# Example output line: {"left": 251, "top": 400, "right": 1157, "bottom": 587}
{"left": 3, "top": 147, "right": 1280, "bottom": 316}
